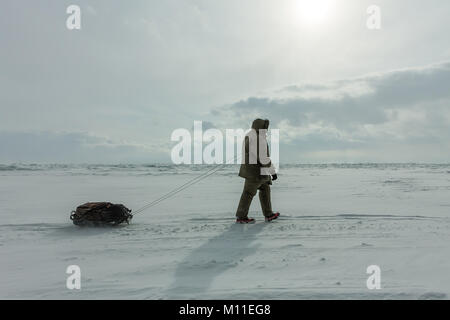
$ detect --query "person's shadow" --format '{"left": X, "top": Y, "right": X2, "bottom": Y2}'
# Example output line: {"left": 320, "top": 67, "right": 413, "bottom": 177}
{"left": 166, "top": 222, "right": 267, "bottom": 299}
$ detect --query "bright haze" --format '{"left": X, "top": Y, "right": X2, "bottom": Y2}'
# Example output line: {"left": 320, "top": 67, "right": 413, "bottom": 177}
{"left": 1, "top": 0, "right": 450, "bottom": 163}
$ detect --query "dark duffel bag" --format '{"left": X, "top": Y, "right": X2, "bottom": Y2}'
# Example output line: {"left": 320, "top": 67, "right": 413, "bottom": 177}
{"left": 70, "top": 202, "right": 132, "bottom": 226}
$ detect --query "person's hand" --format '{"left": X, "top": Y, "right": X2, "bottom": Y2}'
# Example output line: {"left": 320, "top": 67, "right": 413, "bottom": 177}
{"left": 271, "top": 174, "right": 278, "bottom": 181}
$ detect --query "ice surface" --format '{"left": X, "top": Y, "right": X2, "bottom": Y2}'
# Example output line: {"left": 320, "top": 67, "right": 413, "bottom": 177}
{"left": 0, "top": 164, "right": 449, "bottom": 299}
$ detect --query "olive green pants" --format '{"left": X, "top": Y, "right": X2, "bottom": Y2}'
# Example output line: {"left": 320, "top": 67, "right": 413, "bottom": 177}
{"left": 236, "top": 178, "right": 273, "bottom": 219}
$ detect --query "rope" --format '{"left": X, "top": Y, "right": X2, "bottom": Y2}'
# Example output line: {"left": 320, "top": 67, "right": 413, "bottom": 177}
{"left": 133, "top": 155, "right": 240, "bottom": 216}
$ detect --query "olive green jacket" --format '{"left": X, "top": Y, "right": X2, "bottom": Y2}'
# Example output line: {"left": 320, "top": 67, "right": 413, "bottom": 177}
{"left": 239, "top": 119, "right": 276, "bottom": 181}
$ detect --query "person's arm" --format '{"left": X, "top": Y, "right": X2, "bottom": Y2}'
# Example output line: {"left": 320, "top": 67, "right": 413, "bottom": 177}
{"left": 246, "top": 134, "right": 257, "bottom": 164}
{"left": 258, "top": 134, "right": 276, "bottom": 176}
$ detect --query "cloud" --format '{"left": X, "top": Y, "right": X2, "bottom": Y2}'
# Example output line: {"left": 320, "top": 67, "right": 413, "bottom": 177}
{"left": 2, "top": 62, "right": 449, "bottom": 164}
{"left": 211, "top": 61, "right": 450, "bottom": 162}
{"left": 1, "top": 1, "right": 450, "bottom": 163}
{"left": 0, "top": 132, "right": 171, "bottom": 163}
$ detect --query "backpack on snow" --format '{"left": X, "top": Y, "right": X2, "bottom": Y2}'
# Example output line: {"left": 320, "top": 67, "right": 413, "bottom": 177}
{"left": 70, "top": 202, "right": 132, "bottom": 226}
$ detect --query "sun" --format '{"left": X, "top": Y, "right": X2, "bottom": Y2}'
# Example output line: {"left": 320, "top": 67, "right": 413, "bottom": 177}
{"left": 293, "top": 0, "right": 336, "bottom": 27}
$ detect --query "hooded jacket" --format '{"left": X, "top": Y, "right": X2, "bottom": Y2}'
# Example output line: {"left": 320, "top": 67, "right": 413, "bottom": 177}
{"left": 239, "top": 119, "right": 276, "bottom": 180}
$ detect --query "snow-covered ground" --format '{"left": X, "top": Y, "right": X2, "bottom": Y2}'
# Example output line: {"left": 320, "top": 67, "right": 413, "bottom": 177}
{"left": 1, "top": 164, "right": 449, "bottom": 299}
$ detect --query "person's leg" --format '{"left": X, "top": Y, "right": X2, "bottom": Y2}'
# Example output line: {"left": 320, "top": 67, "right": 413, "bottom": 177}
{"left": 236, "top": 179, "right": 259, "bottom": 219}
{"left": 258, "top": 181, "right": 273, "bottom": 217}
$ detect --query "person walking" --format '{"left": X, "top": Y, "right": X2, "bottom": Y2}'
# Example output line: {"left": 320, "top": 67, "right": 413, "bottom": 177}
{"left": 236, "top": 119, "right": 280, "bottom": 224}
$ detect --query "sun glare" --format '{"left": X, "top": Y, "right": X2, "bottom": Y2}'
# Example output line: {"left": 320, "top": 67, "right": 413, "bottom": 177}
{"left": 293, "top": 0, "right": 336, "bottom": 27}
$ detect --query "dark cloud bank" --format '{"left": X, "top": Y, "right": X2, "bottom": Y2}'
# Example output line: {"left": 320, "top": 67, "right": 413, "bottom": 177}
{"left": 2, "top": 62, "right": 450, "bottom": 163}
{"left": 213, "top": 61, "right": 450, "bottom": 162}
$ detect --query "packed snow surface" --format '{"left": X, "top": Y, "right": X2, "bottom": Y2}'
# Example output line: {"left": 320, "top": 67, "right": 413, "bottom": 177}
{"left": 1, "top": 163, "right": 449, "bottom": 299}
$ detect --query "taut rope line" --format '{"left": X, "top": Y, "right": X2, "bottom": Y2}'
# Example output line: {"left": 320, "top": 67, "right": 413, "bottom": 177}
{"left": 132, "top": 155, "right": 240, "bottom": 216}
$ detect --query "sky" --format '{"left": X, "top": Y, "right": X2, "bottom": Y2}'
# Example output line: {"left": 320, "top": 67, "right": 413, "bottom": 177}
{"left": 1, "top": 0, "right": 449, "bottom": 163}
